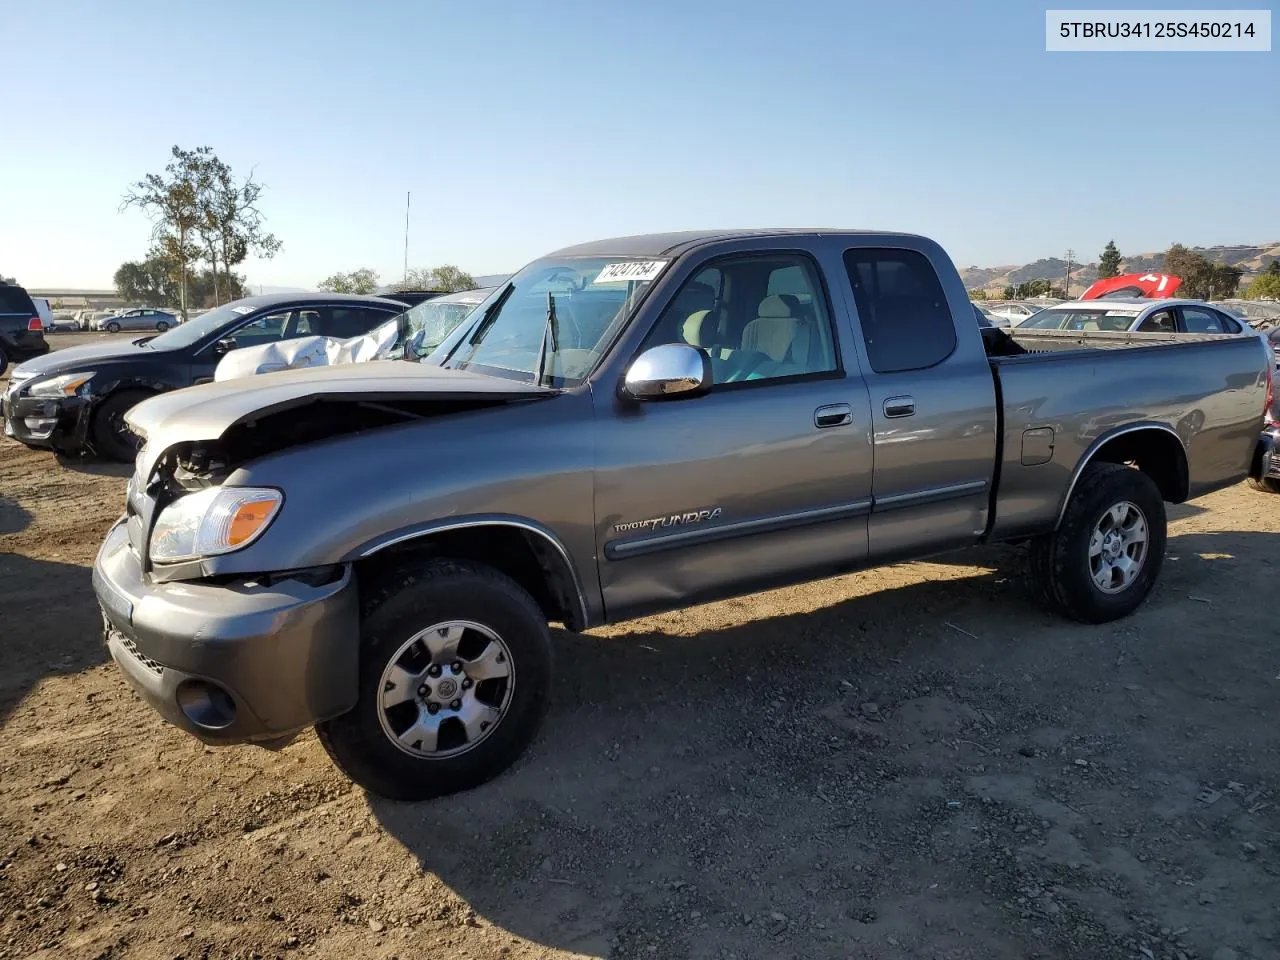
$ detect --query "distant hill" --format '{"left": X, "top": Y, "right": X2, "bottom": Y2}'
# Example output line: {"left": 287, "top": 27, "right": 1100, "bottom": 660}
{"left": 960, "top": 243, "right": 1280, "bottom": 295}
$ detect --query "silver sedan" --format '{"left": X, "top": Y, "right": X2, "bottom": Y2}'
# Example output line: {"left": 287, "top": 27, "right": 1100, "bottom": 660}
{"left": 96, "top": 308, "right": 179, "bottom": 333}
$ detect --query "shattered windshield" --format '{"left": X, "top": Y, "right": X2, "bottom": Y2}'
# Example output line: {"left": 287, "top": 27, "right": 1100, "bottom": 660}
{"left": 439, "top": 257, "right": 668, "bottom": 386}
{"left": 373, "top": 293, "right": 492, "bottom": 361}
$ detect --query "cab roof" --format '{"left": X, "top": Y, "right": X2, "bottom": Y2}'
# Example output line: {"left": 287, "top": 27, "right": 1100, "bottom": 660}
{"left": 546, "top": 229, "right": 921, "bottom": 259}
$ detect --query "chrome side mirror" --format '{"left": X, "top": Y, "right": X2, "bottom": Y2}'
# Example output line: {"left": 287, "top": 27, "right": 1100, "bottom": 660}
{"left": 622, "top": 343, "right": 712, "bottom": 400}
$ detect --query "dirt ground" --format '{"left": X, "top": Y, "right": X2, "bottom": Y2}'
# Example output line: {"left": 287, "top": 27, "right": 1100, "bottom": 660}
{"left": 1, "top": 342, "right": 1277, "bottom": 960}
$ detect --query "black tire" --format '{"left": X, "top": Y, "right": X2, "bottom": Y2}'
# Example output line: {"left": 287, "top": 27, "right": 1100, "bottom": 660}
{"left": 90, "top": 390, "right": 150, "bottom": 462}
{"left": 105, "top": 321, "right": 121, "bottom": 333}
{"left": 156, "top": 320, "right": 169, "bottom": 332}
{"left": 1248, "top": 476, "right": 1280, "bottom": 494}
{"left": 318, "top": 559, "right": 552, "bottom": 801}
{"left": 0, "top": 345, "right": 8, "bottom": 377}
{"left": 1028, "top": 462, "right": 1167, "bottom": 623}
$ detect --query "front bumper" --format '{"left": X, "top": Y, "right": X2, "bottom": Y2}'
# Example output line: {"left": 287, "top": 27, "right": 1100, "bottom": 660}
{"left": 1255, "top": 426, "right": 1280, "bottom": 481}
{"left": 0, "top": 390, "right": 89, "bottom": 452}
{"left": 92, "top": 519, "right": 360, "bottom": 745}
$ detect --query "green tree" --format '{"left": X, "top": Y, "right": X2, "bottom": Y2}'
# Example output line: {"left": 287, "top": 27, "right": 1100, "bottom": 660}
{"left": 394, "top": 265, "right": 477, "bottom": 293}
{"left": 966, "top": 288, "right": 987, "bottom": 301}
{"left": 1246, "top": 272, "right": 1280, "bottom": 299}
{"left": 1098, "top": 240, "right": 1123, "bottom": 279}
{"left": 196, "top": 155, "right": 281, "bottom": 306}
{"left": 0, "top": 273, "right": 15, "bottom": 285}
{"left": 124, "top": 146, "right": 280, "bottom": 315}
{"left": 1161, "top": 244, "right": 1241, "bottom": 300}
{"left": 318, "top": 268, "right": 380, "bottom": 294}
{"left": 1263, "top": 259, "right": 1280, "bottom": 277}
{"left": 114, "top": 254, "right": 177, "bottom": 306}
{"left": 1013, "top": 278, "right": 1053, "bottom": 299}
{"left": 1000, "top": 285, "right": 1016, "bottom": 300}
{"left": 121, "top": 146, "right": 209, "bottom": 319}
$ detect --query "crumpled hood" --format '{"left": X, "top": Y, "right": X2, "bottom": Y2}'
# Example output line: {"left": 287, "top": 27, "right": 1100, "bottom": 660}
{"left": 128, "top": 361, "right": 554, "bottom": 445}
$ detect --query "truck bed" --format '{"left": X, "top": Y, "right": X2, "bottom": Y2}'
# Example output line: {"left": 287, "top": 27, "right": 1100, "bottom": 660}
{"left": 982, "top": 327, "right": 1269, "bottom": 541}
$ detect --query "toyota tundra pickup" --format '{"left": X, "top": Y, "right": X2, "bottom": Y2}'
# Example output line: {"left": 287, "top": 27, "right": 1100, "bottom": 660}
{"left": 92, "top": 229, "right": 1275, "bottom": 801}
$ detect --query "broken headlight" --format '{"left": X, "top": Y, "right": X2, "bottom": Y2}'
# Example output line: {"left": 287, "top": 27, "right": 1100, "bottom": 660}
{"left": 149, "top": 487, "right": 283, "bottom": 563}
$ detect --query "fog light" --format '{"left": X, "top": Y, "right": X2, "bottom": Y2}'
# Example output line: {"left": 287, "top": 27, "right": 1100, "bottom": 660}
{"left": 22, "top": 417, "right": 57, "bottom": 439}
{"left": 176, "top": 679, "right": 237, "bottom": 730}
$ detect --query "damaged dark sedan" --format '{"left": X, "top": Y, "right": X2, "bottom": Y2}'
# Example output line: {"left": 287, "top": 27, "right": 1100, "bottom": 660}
{"left": 1, "top": 293, "right": 408, "bottom": 460}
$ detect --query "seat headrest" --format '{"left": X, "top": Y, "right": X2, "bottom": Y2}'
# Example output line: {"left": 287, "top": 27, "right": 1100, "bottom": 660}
{"left": 682, "top": 309, "right": 717, "bottom": 349}
{"left": 756, "top": 295, "right": 794, "bottom": 319}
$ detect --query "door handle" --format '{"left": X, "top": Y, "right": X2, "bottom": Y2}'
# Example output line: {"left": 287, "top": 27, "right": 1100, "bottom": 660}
{"left": 883, "top": 396, "right": 916, "bottom": 418}
{"left": 814, "top": 403, "right": 853, "bottom": 428}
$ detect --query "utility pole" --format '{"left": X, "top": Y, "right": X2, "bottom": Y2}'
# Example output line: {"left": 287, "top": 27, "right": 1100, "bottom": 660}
{"left": 1064, "top": 248, "right": 1075, "bottom": 298}
{"left": 403, "top": 191, "right": 411, "bottom": 285}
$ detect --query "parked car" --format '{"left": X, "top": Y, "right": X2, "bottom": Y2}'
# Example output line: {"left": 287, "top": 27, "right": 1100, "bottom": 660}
{"left": 1, "top": 293, "right": 407, "bottom": 460}
{"left": 986, "top": 301, "right": 1045, "bottom": 325}
{"left": 214, "top": 287, "right": 496, "bottom": 381}
{"left": 31, "top": 297, "right": 54, "bottom": 330}
{"left": 91, "top": 307, "right": 179, "bottom": 333}
{"left": 90, "top": 228, "right": 1272, "bottom": 801}
{"left": 373, "top": 287, "right": 449, "bottom": 309}
{"left": 974, "top": 304, "right": 1010, "bottom": 329}
{"left": 0, "top": 281, "right": 49, "bottom": 375}
{"left": 47, "top": 312, "right": 80, "bottom": 332}
{"left": 1017, "top": 298, "right": 1249, "bottom": 335}
{"left": 86, "top": 309, "right": 122, "bottom": 330}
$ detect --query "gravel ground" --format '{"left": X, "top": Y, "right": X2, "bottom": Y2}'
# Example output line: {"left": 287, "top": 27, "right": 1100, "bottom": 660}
{"left": 1, "top": 342, "right": 1278, "bottom": 960}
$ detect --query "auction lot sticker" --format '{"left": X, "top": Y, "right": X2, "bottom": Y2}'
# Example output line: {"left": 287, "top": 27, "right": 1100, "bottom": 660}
{"left": 1046, "top": 10, "right": 1271, "bottom": 50}
{"left": 595, "top": 261, "right": 668, "bottom": 284}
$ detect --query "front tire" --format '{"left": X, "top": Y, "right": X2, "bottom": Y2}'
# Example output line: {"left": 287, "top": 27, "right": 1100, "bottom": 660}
{"left": 1028, "top": 462, "right": 1167, "bottom": 623}
{"left": 318, "top": 559, "right": 552, "bottom": 801}
{"left": 1248, "top": 476, "right": 1280, "bottom": 494}
{"left": 105, "top": 321, "right": 121, "bottom": 333}
{"left": 0, "top": 344, "right": 8, "bottom": 376}
{"left": 156, "top": 320, "right": 169, "bottom": 332}
{"left": 90, "top": 390, "right": 150, "bottom": 462}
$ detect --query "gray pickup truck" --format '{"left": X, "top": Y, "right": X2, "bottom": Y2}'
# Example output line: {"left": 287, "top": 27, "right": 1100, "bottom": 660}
{"left": 93, "top": 229, "right": 1274, "bottom": 800}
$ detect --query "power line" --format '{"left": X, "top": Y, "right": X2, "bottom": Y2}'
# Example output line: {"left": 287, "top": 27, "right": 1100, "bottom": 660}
{"left": 1064, "top": 248, "right": 1075, "bottom": 298}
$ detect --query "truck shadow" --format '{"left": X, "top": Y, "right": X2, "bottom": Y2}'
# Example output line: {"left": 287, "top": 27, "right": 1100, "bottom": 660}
{"left": 0, "top": 553, "right": 105, "bottom": 727}
{"left": 0, "top": 498, "right": 33, "bottom": 535}
{"left": 54, "top": 455, "right": 132, "bottom": 478}
{"left": 367, "top": 529, "right": 1278, "bottom": 957}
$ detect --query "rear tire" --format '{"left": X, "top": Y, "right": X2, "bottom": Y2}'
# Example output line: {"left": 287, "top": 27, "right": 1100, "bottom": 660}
{"left": 1248, "top": 476, "right": 1280, "bottom": 494}
{"left": 318, "top": 559, "right": 552, "bottom": 801}
{"left": 0, "top": 345, "right": 8, "bottom": 377}
{"left": 1028, "top": 462, "right": 1166, "bottom": 623}
{"left": 90, "top": 390, "right": 150, "bottom": 462}
{"left": 105, "top": 321, "right": 121, "bottom": 333}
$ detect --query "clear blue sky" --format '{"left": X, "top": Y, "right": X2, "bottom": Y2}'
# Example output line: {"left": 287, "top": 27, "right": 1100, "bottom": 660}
{"left": 2, "top": 0, "right": 1276, "bottom": 289}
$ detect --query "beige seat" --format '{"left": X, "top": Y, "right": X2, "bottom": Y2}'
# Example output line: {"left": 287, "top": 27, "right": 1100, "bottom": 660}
{"left": 739, "top": 295, "right": 812, "bottom": 377}
{"left": 682, "top": 309, "right": 728, "bottom": 358}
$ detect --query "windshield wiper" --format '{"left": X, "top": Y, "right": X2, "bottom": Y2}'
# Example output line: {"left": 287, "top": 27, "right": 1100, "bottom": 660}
{"left": 442, "top": 282, "right": 514, "bottom": 367}
{"left": 533, "top": 291, "right": 559, "bottom": 387}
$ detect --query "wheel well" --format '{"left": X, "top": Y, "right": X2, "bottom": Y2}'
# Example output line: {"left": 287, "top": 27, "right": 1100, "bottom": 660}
{"left": 353, "top": 526, "right": 584, "bottom": 630}
{"left": 1087, "top": 428, "right": 1189, "bottom": 503}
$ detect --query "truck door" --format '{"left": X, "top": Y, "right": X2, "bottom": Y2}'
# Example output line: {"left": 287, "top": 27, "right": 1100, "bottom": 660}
{"left": 839, "top": 245, "right": 999, "bottom": 561}
{"left": 592, "top": 250, "right": 875, "bottom": 620}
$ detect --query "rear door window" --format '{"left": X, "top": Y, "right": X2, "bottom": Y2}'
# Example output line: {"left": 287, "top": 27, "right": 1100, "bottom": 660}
{"left": 842, "top": 249, "right": 955, "bottom": 373}
{"left": 0, "top": 286, "right": 36, "bottom": 314}
{"left": 319, "top": 307, "right": 395, "bottom": 339}
{"left": 1137, "top": 309, "right": 1176, "bottom": 333}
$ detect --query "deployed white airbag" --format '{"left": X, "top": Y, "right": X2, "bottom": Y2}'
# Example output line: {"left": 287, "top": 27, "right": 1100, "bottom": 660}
{"left": 214, "top": 323, "right": 400, "bottom": 382}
